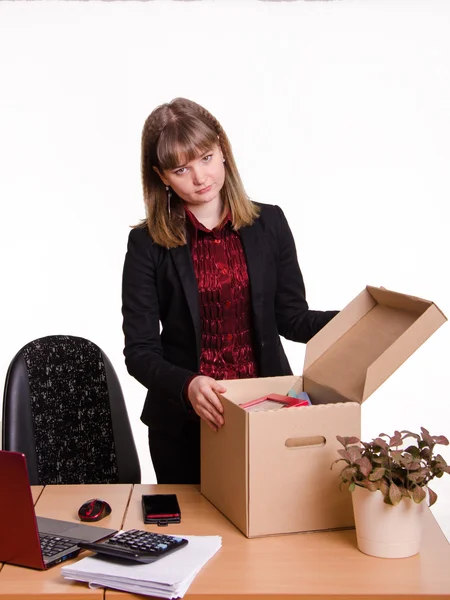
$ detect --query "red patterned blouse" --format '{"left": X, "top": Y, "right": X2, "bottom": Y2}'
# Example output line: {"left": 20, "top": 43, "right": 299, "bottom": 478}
{"left": 185, "top": 208, "right": 258, "bottom": 381}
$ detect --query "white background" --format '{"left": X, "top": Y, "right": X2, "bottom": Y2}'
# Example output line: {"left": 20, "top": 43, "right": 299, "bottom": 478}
{"left": 0, "top": 0, "right": 449, "bottom": 539}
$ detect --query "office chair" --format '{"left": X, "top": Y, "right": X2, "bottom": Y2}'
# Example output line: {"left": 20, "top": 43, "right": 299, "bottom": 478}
{"left": 2, "top": 335, "right": 141, "bottom": 485}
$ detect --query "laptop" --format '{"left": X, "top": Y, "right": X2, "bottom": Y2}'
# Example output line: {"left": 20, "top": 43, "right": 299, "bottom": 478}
{"left": 0, "top": 450, "right": 118, "bottom": 570}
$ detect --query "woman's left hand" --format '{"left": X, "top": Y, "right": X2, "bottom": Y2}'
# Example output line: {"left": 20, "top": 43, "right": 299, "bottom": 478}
{"left": 187, "top": 376, "right": 227, "bottom": 432}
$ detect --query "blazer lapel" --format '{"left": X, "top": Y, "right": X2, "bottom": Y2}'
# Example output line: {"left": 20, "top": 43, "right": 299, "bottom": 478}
{"left": 240, "top": 223, "right": 265, "bottom": 341}
{"left": 169, "top": 245, "right": 201, "bottom": 355}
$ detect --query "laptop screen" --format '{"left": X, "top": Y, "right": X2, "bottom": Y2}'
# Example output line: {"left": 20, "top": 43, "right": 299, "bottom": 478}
{"left": 0, "top": 451, "right": 45, "bottom": 569}
{"left": 0, "top": 451, "right": 118, "bottom": 569}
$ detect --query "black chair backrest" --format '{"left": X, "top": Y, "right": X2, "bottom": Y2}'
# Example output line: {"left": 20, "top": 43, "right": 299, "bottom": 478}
{"left": 2, "top": 335, "right": 141, "bottom": 485}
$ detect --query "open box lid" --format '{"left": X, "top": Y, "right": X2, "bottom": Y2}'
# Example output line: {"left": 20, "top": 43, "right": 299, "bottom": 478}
{"left": 302, "top": 286, "right": 447, "bottom": 404}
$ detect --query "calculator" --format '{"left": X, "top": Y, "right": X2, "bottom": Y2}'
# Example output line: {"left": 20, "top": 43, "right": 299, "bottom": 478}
{"left": 78, "top": 529, "right": 189, "bottom": 563}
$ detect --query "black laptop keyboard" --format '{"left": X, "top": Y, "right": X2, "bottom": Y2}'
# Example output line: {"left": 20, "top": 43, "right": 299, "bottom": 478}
{"left": 39, "top": 533, "right": 77, "bottom": 557}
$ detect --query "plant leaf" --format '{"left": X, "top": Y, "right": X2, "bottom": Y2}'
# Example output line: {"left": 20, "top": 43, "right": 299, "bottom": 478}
{"left": 389, "top": 482, "right": 402, "bottom": 506}
{"left": 412, "top": 486, "right": 426, "bottom": 504}
{"left": 407, "top": 471, "right": 427, "bottom": 484}
{"left": 341, "top": 467, "right": 357, "bottom": 481}
{"left": 369, "top": 467, "right": 385, "bottom": 481}
{"left": 401, "top": 430, "right": 420, "bottom": 441}
{"left": 404, "top": 445, "right": 421, "bottom": 458}
{"left": 359, "top": 480, "right": 378, "bottom": 492}
{"left": 347, "top": 446, "right": 363, "bottom": 463}
{"left": 398, "top": 454, "right": 414, "bottom": 468}
{"left": 420, "top": 447, "right": 431, "bottom": 460}
{"left": 407, "top": 460, "right": 422, "bottom": 471}
{"left": 391, "top": 450, "right": 404, "bottom": 464}
{"left": 420, "top": 427, "right": 434, "bottom": 448}
{"left": 373, "top": 437, "right": 389, "bottom": 450}
{"left": 337, "top": 449, "right": 352, "bottom": 461}
{"left": 355, "top": 456, "right": 372, "bottom": 477}
{"left": 427, "top": 487, "right": 438, "bottom": 507}
{"left": 337, "top": 435, "right": 360, "bottom": 447}
{"left": 434, "top": 435, "right": 449, "bottom": 446}
{"left": 434, "top": 455, "right": 450, "bottom": 472}
{"left": 390, "top": 431, "right": 403, "bottom": 447}
{"left": 375, "top": 456, "right": 390, "bottom": 468}
{"left": 378, "top": 478, "right": 389, "bottom": 498}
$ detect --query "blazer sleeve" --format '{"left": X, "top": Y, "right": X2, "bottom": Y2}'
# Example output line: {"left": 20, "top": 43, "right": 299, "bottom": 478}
{"left": 121, "top": 229, "right": 195, "bottom": 402}
{"left": 273, "top": 205, "right": 338, "bottom": 343}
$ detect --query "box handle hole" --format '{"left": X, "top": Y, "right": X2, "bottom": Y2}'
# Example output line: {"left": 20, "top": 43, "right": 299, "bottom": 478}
{"left": 285, "top": 436, "right": 326, "bottom": 449}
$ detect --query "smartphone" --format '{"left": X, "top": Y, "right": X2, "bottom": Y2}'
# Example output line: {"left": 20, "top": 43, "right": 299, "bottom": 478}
{"left": 142, "top": 494, "right": 181, "bottom": 525}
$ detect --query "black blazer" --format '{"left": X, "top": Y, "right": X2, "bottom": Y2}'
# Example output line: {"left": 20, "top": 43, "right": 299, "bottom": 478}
{"left": 122, "top": 203, "right": 337, "bottom": 434}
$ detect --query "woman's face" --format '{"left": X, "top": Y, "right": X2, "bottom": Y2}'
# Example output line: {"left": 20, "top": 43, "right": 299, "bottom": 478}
{"left": 156, "top": 143, "right": 226, "bottom": 209}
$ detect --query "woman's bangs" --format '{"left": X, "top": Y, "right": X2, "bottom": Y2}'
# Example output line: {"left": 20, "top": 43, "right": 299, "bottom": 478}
{"left": 157, "top": 119, "right": 217, "bottom": 171}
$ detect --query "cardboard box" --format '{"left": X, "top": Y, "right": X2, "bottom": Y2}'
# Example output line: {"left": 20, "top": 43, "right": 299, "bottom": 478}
{"left": 200, "top": 286, "right": 447, "bottom": 538}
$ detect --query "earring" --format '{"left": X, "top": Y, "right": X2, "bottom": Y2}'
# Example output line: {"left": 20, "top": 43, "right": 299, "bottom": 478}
{"left": 223, "top": 158, "right": 226, "bottom": 163}
{"left": 165, "top": 185, "right": 172, "bottom": 216}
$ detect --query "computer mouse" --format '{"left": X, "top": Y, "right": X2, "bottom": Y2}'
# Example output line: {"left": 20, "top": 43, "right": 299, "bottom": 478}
{"left": 78, "top": 498, "right": 112, "bottom": 522}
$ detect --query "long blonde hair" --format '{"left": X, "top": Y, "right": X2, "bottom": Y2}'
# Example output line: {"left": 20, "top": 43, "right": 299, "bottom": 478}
{"left": 139, "top": 97, "right": 260, "bottom": 248}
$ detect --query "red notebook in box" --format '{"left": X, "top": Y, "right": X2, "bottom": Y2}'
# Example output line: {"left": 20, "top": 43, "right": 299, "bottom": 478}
{"left": 239, "top": 393, "right": 309, "bottom": 412}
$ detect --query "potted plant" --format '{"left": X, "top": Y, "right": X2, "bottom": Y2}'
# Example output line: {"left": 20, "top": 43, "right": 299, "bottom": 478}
{"left": 331, "top": 427, "right": 450, "bottom": 558}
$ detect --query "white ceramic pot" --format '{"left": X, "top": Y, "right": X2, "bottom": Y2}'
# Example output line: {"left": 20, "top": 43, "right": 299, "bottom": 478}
{"left": 352, "top": 484, "right": 426, "bottom": 558}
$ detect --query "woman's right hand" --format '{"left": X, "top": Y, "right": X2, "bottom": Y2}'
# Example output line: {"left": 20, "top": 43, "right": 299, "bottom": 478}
{"left": 187, "top": 376, "right": 227, "bottom": 432}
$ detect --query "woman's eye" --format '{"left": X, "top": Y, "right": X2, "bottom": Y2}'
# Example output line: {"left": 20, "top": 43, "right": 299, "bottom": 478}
{"left": 202, "top": 154, "right": 213, "bottom": 163}
{"left": 174, "top": 167, "right": 188, "bottom": 175}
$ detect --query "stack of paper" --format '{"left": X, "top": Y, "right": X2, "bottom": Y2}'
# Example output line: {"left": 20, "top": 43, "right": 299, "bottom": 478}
{"left": 62, "top": 535, "right": 222, "bottom": 599}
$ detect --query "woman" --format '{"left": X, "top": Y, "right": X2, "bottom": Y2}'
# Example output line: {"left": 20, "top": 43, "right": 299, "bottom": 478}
{"left": 122, "top": 97, "right": 338, "bottom": 484}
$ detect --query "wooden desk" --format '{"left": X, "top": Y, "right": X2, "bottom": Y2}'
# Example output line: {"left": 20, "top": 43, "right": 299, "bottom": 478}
{"left": 0, "top": 484, "right": 449, "bottom": 599}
